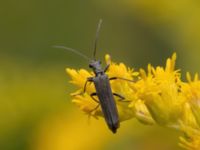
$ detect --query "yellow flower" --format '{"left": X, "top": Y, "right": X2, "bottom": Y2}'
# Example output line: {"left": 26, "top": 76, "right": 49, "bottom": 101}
{"left": 132, "top": 99, "right": 155, "bottom": 125}
{"left": 131, "top": 53, "right": 186, "bottom": 126}
{"left": 66, "top": 54, "right": 138, "bottom": 121}
{"left": 179, "top": 126, "right": 200, "bottom": 150}
{"left": 179, "top": 73, "right": 200, "bottom": 150}
{"left": 66, "top": 52, "right": 200, "bottom": 149}
{"left": 180, "top": 102, "right": 199, "bottom": 131}
{"left": 179, "top": 108, "right": 200, "bottom": 150}
{"left": 182, "top": 72, "right": 200, "bottom": 127}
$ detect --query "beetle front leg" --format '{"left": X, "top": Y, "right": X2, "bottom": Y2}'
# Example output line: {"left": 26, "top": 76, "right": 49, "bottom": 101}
{"left": 83, "top": 77, "right": 94, "bottom": 93}
{"left": 104, "top": 64, "right": 110, "bottom": 72}
{"left": 72, "top": 77, "right": 93, "bottom": 96}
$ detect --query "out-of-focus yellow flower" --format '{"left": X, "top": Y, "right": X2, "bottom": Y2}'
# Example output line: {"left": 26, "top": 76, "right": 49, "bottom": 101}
{"left": 131, "top": 53, "right": 186, "bottom": 127}
{"left": 66, "top": 54, "right": 138, "bottom": 121}
{"left": 31, "top": 111, "right": 117, "bottom": 150}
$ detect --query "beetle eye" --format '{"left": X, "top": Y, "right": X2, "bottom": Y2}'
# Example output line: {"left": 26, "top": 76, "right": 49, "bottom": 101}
{"left": 89, "top": 64, "right": 92, "bottom": 68}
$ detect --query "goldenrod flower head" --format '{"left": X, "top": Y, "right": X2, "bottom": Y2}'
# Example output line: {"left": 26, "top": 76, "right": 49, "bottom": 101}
{"left": 66, "top": 52, "right": 200, "bottom": 149}
{"left": 132, "top": 53, "right": 185, "bottom": 126}
{"left": 132, "top": 99, "right": 155, "bottom": 125}
{"left": 66, "top": 54, "right": 138, "bottom": 121}
{"left": 182, "top": 73, "right": 200, "bottom": 127}
{"left": 181, "top": 102, "right": 199, "bottom": 130}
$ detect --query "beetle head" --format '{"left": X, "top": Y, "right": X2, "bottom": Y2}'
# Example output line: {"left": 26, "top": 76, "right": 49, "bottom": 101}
{"left": 89, "top": 60, "right": 103, "bottom": 75}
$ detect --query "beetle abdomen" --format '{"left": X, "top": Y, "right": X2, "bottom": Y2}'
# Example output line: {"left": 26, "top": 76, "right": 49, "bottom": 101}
{"left": 93, "top": 74, "right": 119, "bottom": 133}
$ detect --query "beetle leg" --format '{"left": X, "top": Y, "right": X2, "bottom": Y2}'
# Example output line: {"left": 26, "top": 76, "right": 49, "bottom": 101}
{"left": 113, "top": 93, "right": 130, "bottom": 102}
{"left": 89, "top": 104, "right": 100, "bottom": 114}
{"left": 90, "top": 92, "right": 99, "bottom": 103}
{"left": 72, "top": 77, "right": 93, "bottom": 96}
{"left": 109, "top": 77, "right": 134, "bottom": 82}
{"left": 83, "top": 77, "right": 94, "bottom": 93}
{"left": 104, "top": 64, "right": 110, "bottom": 72}
{"left": 113, "top": 93, "right": 125, "bottom": 101}
{"left": 89, "top": 93, "right": 100, "bottom": 114}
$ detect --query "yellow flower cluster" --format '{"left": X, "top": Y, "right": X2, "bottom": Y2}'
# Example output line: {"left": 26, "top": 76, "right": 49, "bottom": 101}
{"left": 66, "top": 53, "right": 200, "bottom": 150}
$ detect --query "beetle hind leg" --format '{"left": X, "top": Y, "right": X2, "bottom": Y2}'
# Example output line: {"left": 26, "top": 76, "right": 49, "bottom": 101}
{"left": 113, "top": 93, "right": 131, "bottom": 102}
{"left": 88, "top": 92, "right": 100, "bottom": 114}
{"left": 88, "top": 104, "right": 100, "bottom": 115}
{"left": 90, "top": 92, "right": 99, "bottom": 103}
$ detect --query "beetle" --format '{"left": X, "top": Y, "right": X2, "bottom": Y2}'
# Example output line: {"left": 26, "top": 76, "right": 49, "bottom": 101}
{"left": 54, "top": 19, "right": 133, "bottom": 133}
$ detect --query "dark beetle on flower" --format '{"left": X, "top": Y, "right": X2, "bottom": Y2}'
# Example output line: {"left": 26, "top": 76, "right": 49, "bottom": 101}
{"left": 54, "top": 19, "right": 133, "bottom": 133}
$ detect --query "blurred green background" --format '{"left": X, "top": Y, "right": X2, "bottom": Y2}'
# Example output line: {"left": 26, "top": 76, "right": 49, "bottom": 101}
{"left": 1, "top": 0, "right": 200, "bottom": 150}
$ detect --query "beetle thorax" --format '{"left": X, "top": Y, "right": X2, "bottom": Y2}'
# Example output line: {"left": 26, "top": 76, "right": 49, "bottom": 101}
{"left": 89, "top": 60, "right": 103, "bottom": 75}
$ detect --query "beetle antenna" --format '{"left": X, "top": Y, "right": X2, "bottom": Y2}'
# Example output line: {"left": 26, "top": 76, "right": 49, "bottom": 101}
{"left": 53, "top": 45, "right": 90, "bottom": 61}
{"left": 93, "top": 19, "right": 103, "bottom": 60}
